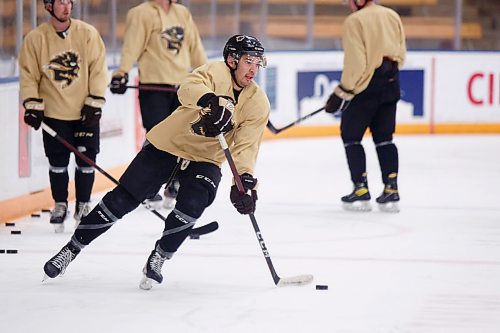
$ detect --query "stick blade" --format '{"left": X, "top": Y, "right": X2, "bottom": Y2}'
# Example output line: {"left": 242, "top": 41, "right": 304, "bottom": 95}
{"left": 277, "top": 274, "right": 314, "bottom": 287}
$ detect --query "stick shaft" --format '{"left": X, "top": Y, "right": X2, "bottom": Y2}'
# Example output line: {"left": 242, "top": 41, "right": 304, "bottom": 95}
{"left": 126, "top": 85, "right": 178, "bottom": 92}
{"left": 217, "top": 134, "right": 281, "bottom": 285}
{"left": 267, "top": 106, "right": 326, "bottom": 134}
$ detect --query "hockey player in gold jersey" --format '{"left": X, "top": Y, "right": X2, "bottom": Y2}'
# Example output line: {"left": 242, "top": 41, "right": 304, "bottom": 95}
{"left": 43, "top": 35, "right": 270, "bottom": 289}
{"left": 19, "top": 0, "right": 108, "bottom": 232}
{"left": 109, "top": 0, "right": 208, "bottom": 210}
{"left": 325, "top": 0, "right": 406, "bottom": 213}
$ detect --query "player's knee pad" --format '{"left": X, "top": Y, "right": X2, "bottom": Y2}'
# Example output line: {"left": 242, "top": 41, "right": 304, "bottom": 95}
{"left": 47, "top": 153, "right": 70, "bottom": 171}
{"left": 100, "top": 187, "right": 139, "bottom": 219}
{"left": 176, "top": 172, "right": 219, "bottom": 219}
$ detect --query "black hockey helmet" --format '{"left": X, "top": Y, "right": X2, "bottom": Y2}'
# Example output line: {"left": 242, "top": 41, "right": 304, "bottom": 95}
{"left": 43, "top": 0, "right": 74, "bottom": 9}
{"left": 223, "top": 35, "right": 266, "bottom": 67}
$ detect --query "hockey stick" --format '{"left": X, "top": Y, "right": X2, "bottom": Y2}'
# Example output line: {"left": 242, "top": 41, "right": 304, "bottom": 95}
{"left": 126, "top": 85, "right": 178, "bottom": 92}
{"left": 266, "top": 106, "right": 328, "bottom": 135}
{"left": 40, "top": 122, "right": 218, "bottom": 236}
{"left": 216, "top": 133, "right": 313, "bottom": 287}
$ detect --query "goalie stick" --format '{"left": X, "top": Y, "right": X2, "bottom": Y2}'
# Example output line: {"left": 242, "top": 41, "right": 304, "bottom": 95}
{"left": 40, "top": 122, "right": 217, "bottom": 237}
{"left": 216, "top": 133, "right": 313, "bottom": 287}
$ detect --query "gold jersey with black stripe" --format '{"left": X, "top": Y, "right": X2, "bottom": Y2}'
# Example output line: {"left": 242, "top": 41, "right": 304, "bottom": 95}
{"left": 341, "top": 4, "right": 406, "bottom": 94}
{"left": 146, "top": 61, "right": 270, "bottom": 176}
{"left": 19, "top": 19, "right": 108, "bottom": 121}
{"left": 114, "top": 1, "right": 207, "bottom": 85}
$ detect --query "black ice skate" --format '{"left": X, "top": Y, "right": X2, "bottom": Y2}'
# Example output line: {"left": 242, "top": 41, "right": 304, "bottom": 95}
{"left": 74, "top": 201, "right": 91, "bottom": 228}
{"left": 163, "top": 179, "right": 179, "bottom": 209}
{"left": 341, "top": 180, "right": 372, "bottom": 212}
{"left": 376, "top": 173, "right": 400, "bottom": 213}
{"left": 139, "top": 244, "right": 170, "bottom": 290}
{"left": 50, "top": 202, "right": 68, "bottom": 233}
{"left": 43, "top": 241, "right": 80, "bottom": 281}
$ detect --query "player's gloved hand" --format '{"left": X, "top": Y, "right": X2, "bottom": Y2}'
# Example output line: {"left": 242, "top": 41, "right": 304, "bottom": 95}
{"left": 81, "top": 96, "right": 105, "bottom": 127}
{"left": 230, "top": 173, "right": 258, "bottom": 215}
{"left": 197, "top": 93, "right": 235, "bottom": 137}
{"left": 325, "top": 85, "right": 355, "bottom": 115}
{"left": 23, "top": 98, "right": 44, "bottom": 130}
{"left": 110, "top": 73, "right": 128, "bottom": 94}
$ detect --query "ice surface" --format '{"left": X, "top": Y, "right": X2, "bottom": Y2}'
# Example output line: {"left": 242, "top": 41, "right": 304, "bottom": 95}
{"left": 1, "top": 135, "right": 500, "bottom": 333}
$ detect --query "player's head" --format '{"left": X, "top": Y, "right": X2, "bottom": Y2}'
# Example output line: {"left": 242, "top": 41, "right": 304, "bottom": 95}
{"left": 223, "top": 35, "right": 266, "bottom": 89}
{"left": 223, "top": 35, "right": 266, "bottom": 69}
{"left": 43, "top": 0, "right": 74, "bottom": 23}
{"left": 346, "top": 0, "right": 372, "bottom": 11}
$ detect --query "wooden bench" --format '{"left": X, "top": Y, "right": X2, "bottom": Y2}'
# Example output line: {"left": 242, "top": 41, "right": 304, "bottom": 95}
{"left": 263, "top": 15, "right": 482, "bottom": 40}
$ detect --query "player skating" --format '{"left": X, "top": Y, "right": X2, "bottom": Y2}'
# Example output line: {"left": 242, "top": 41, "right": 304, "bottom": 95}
{"left": 43, "top": 35, "right": 270, "bottom": 289}
{"left": 109, "top": 0, "right": 207, "bottom": 210}
{"left": 19, "top": 0, "right": 108, "bottom": 232}
{"left": 325, "top": 0, "right": 406, "bottom": 212}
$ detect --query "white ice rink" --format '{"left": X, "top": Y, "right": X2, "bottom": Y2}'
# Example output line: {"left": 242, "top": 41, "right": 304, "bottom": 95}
{"left": 1, "top": 135, "right": 500, "bottom": 333}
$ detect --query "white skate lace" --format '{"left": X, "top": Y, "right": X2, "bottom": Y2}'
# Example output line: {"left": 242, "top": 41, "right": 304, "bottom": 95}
{"left": 51, "top": 247, "right": 75, "bottom": 275}
{"left": 76, "top": 202, "right": 91, "bottom": 218}
{"left": 52, "top": 203, "right": 67, "bottom": 218}
{"left": 149, "top": 252, "right": 166, "bottom": 274}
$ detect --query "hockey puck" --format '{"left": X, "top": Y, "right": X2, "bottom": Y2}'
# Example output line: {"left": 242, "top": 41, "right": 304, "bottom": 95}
{"left": 0, "top": 249, "right": 5, "bottom": 254}
{"left": 11, "top": 230, "right": 21, "bottom": 235}
{"left": 31, "top": 213, "right": 41, "bottom": 218}
{"left": 315, "top": 285, "right": 328, "bottom": 290}
{"left": 42, "top": 209, "right": 51, "bottom": 213}
{"left": 189, "top": 233, "right": 200, "bottom": 239}
{"left": 6, "top": 222, "right": 15, "bottom": 227}
{"left": 6, "top": 249, "right": 18, "bottom": 254}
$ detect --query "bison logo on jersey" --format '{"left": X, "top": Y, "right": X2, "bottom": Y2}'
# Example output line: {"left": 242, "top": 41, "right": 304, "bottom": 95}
{"left": 44, "top": 51, "right": 80, "bottom": 89}
{"left": 160, "top": 26, "right": 184, "bottom": 54}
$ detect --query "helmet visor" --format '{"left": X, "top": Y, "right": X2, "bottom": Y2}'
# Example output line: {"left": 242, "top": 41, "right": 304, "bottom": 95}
{"left": 241, "top": 54, "right": 267, "bottom": 68}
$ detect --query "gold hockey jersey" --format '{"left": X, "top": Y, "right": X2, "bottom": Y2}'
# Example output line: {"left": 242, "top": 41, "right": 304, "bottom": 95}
{"left": 19, "top": 19, "right": 108, "bottom": 121}
{"left": 341, "top": 4, "right": 406, "bottom": 94}
{"left": 115, "top": 1, "right": 207, "bottom": 85}
{"left": 146, "top": 61, "right": 270, "bottom": 176}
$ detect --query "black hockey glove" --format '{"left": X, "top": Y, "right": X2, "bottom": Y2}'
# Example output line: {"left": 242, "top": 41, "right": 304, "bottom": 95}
{"left": 110, "top": 73, "right": 128, "bottom": 94}
{"left": 23, "top": 98, "right": 44, "bottom": 130}
{"left": 325, "top": 85, "right": 355, "bottom": 115}
{"left": 197, "top": 94, "right": 235, "bottom": 137}
{"left": 81, "top": 96, "right": 105, "bottom": 127}
{"left": 230, "top": 173, "right": 258, "bottom": 215}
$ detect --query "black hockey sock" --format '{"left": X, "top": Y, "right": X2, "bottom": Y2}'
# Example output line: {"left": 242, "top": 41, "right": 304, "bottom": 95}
{"left": 49, "top": 166, "right": 69, "bottom": 203}
{"left": 376, "top": 142, "right": 399, "bottom": 184}
{"left": 344, "top": 142, "right": 367, "bottom": 184}
{"left": 157, "top": 209, "right": 197, "bottom": 253}
{"left": 75, "top": 166, "right": 95, "bottom": 202}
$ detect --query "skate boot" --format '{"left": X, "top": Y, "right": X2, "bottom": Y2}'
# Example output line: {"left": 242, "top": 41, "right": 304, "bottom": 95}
{"left": 74, "top": 201, "right": 91, "bottom": 228}
{"left": 376, "top": 173, "right": 400, "bottom": 213}
{"left": 139, "top": 243, "right": 171, "bottom": 290}
{"left": 144, "top": 193, "right": 163, "bottom": 211}
{"left": 43, "top": 241, "right": 80, "bottom": 280}
{"left": 341, "top": 177, "right": 372, "bottom": 212}
{"left": 50, "top": 202, "right": 68, "bottom": 233}
{"left": 163, "top": 179, "right": 179, "bottom": 209}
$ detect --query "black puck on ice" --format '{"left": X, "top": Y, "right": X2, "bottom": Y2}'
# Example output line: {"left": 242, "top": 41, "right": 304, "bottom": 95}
{"left": 6, "top": 222, "right": 15, "bottom": 227}
{"left": 7, "top": 249, "right": 18, "bottom": 254}
{"left": 31, "top": 213, "right": 41, "bottom": 218}
{"left": 189, "top": 233, "right": 200, "bottom": 239}
{"left": 0, "top": 249, "right": 5, "bottom": 254}
{"left": 316, "top": 285, "right": 328, "bottom": 290}
{"left": 11, "top": 230, "right": 21, "bottom": 235}
{"left": 42, "top": 209, "right": 51, "bottom": 213}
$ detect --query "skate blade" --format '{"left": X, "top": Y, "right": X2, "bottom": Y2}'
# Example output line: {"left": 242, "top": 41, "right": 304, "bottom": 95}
{"left": 378, "top": 202, "right": 400, "bottom": 213}
{"left": 342, "top": 201, "right": 372, "bottom": 212}
{"left": 139, "top": 275, "right": 157, "bottom": 290}
{"left": 42, "top": 274, "right": 50, "bottom": 283}
{"left": 53, "top": 223, "right": 65, "bottom": 233}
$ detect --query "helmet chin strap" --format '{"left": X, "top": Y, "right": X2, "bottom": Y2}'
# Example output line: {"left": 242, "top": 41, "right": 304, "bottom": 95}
{"left": 225, "top": 58, "right": 245, "bottom": 90}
